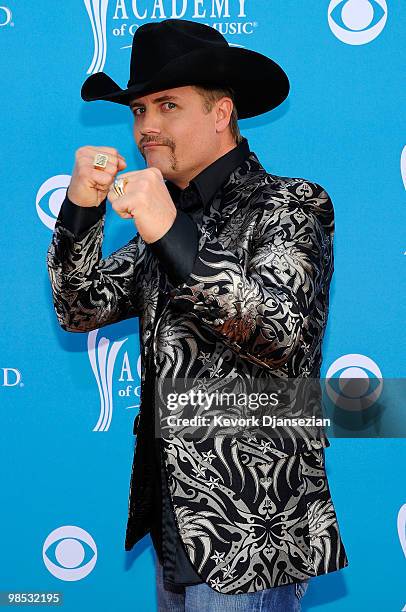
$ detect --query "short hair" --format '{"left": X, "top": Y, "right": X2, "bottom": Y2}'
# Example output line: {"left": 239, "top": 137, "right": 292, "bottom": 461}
{"left": 192, "top": 84, "right": 243, "bottom": 145}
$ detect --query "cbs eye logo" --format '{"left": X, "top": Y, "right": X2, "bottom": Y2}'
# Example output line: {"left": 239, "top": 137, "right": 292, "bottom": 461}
{"left": 401, "top": 146, "right": 406, "bottom": 192}
{"left": 0, "top": 6, "right": 12, "bottom": 27}
{"left": 43, "top": 526, "right": 97, "bottom": 580}
{"left": 328, "top": 0, "right": 387, "bottom": 44}
{"left": 36, "top": 175, "right": 71, "bottom": 230}
{"left": 325, "top": 353, "right": 383, "bottom": 412}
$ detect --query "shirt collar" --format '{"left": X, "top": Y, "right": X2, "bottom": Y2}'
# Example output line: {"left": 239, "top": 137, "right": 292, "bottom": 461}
{"left": 165, "top": 136, "right": 251, "bottom": 209}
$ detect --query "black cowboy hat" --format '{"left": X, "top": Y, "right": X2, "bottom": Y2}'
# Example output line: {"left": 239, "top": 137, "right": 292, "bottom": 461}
{"left": 81, "top": 19, "right": 290, "bottom": 119}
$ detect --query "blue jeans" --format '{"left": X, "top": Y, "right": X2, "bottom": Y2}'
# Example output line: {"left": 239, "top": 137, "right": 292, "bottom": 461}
{"left": 155, "top": 557, "right": 310, "bottom": 611}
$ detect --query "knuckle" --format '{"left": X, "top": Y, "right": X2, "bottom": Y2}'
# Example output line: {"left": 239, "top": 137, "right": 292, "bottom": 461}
{"left": 77, "top": 155, "right": 88, "bottom": 168}
{"left": 104, "top": 166, "right": 116, "bottom": 177}
{"left": 105, "top": 147, "right": 118, "bottom": 157}
{"left": 137, "top": 178, "right": 149, "bottom": 190}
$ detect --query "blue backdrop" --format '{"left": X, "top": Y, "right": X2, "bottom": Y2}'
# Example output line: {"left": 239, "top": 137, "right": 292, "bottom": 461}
{"left": 1, "top": 1, "right": 405, "bottom": 610}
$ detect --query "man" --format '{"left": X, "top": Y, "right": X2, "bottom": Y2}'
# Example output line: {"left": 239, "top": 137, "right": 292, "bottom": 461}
{"left": 47, "top": 18, "right": 349, "bottom": 611}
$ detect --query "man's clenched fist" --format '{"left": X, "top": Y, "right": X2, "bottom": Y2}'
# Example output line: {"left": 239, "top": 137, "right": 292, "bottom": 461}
{"left": 68, "top": 145, "right": 127, "bottom": 207}
{"left": 107, "top": 167, "right": 177, "bottom": 244}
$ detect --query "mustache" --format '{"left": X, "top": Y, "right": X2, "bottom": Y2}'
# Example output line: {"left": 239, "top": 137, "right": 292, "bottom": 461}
{"left": 140, "top": 137, "right": 174, "bottom": 148}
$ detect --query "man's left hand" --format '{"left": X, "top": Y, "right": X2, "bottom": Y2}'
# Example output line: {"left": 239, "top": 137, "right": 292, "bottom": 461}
{"left": 107, "top": 167, "right": 177, "bottom": 244}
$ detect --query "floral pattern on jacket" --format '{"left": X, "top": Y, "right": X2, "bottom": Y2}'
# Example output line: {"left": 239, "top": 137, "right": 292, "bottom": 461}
{"left": 46, "top": 152, "right": 348, "bottom": 593}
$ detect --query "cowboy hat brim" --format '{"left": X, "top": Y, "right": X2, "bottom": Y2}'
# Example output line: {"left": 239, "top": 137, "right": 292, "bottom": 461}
{"left": 81, "top": 46, "right": 289, "bottom": 119}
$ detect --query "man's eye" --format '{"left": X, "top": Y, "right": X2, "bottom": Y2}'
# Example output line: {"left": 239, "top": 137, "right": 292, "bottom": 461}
{"left": 132, "top": 103, "right": 175, "bottom": 116}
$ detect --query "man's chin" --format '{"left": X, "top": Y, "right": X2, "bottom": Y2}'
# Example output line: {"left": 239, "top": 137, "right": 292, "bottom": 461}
{"left": 146, "top": 159, "right": 168, "bottom": 173}
{"left": 143, "top": 146, "right": 162, "bottom": 157}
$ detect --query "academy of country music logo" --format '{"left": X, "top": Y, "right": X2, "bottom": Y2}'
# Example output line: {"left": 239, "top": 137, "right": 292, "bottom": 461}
{"left": 328, "top": 0, "right": 387, "bottom": 45}
{"left": 398, "top": 504, "right": 406, "bottom": 611}
{"left": 84, "top": 0, "right": 257, "bottom": 75}
{"left": 88, "top": 330, "right": 141, "bottom": 432}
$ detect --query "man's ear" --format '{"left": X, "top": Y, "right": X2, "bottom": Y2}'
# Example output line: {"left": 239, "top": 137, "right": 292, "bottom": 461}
{"left": 215, "top": 97, "right": 234, "bottom": 133}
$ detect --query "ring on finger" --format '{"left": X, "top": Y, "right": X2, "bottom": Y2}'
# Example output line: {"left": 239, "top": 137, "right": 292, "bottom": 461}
{"left": 113, "top": 177, "right": 128, "bottom": 197}
{"left": 93, "top": 153, "right": 109, "bottom": 170}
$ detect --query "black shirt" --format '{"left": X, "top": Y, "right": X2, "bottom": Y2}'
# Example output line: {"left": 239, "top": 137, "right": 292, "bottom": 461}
{"left": 148, "top": 137, "right": 251, "bottom": 593}
{"left": 56, "top": 137, "right": 252, "bottom": 593}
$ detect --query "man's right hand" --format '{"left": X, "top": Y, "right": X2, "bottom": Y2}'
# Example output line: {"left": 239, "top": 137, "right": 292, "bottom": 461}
{"left": 67, "top": 145, "right": 127, "bottom": 207}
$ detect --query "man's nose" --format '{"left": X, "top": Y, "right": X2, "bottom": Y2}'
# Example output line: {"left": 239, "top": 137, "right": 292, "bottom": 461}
{"left": 140, "top": 125, "right": 161, "bottom": 135}
{"left": 138, "top": 110, "right": 162, "bottom": 134}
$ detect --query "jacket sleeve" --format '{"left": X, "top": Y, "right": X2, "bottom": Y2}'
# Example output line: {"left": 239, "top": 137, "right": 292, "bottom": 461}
{"left": 46, "top": 193, "right": 146, "bottom": 333}
{"left": 165, "top": 182, "right": 334, "bottom": 370}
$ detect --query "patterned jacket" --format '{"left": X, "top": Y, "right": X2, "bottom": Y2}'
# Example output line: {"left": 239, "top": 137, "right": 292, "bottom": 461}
{"left": 46, "top": 144, "right": 349, "bottom": 594}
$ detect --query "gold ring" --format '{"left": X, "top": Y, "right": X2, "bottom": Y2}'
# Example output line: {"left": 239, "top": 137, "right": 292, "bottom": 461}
{"left": 93, "top": 153, "right": 109, "bottom": 170}
{"left": 113, "top": 177, "right": 128, "bottom": 197}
